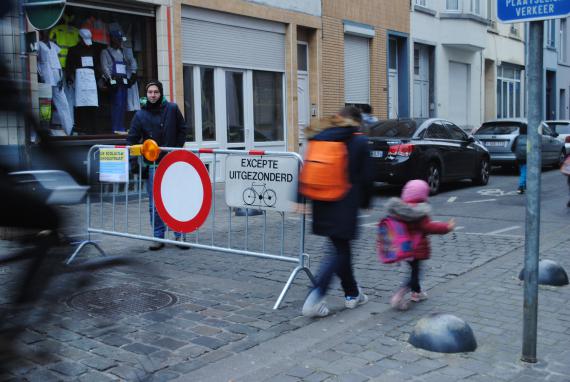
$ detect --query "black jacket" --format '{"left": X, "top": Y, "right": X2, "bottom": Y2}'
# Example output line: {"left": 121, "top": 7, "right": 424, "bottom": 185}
{"left": 307, "top": 117, "right": 374, "bottom": 240}
{"left": 127, "top": 97, "right": 187, "bottom": 159}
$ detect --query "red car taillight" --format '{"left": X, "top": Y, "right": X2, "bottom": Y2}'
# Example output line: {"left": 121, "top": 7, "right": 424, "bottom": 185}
{"left": 388, "top": 143, "right": 414, "bottom": 157}
{"left": 565, "top": 136, "right": 570, "bottom": 143}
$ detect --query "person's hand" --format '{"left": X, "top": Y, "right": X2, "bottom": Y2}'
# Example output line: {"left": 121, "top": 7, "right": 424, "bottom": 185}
{"left": 448, "top": 218, "right": 456, "bottom": 231}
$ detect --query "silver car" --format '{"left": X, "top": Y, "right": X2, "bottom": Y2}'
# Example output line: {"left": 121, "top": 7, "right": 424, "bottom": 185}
{"left": 474, "top": 119, "right": 565, "bottom": 167}
{"left": 545, "top": 120, "right": 570, "bottom": 153}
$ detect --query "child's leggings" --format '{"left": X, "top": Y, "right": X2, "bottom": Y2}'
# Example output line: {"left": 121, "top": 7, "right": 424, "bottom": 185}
{"left": 407, "top": 259, "right": 422, "bottom": 293}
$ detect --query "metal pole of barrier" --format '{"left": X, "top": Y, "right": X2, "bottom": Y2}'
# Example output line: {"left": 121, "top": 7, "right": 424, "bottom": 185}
{"left": 228, "top": 206, "right": 232, "bottom": 248}
{"left": 281, "top": 212, "right": 285, "bottom": 257}
{"left": 138, "top": 156, "right": 142, "bottom": 234}
{"left": 100, "top": 181, "right": 103, "bottom": 228}
{"left": 150, "top": 163, "right": 156, "bottom": 240}
{"left": 86, "top": 149, "right": 92, "bottom": 242}
{"left": 211, "top": 153, "right": 216, "bottom": 246}
{"left": 112, "top": 183, "right": 117, "bottom": 231}
{"left": 245, "top": 209, "right": 249, "bottom": 250}
{"left": 125, "top": 178, "right": 129, "bottom": 234}
{"left": 263, "top": 210, "right": 267, "bottom": 253}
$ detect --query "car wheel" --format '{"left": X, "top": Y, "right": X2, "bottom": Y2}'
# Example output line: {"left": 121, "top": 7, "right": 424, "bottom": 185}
{"left": 473, "top": 157, "right": 490, "bottom": 186}
{"left": 425, "top": 162, "right": 441, "bottom": 195}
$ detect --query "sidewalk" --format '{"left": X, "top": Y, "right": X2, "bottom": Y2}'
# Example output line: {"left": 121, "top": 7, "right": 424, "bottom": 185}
{"left": 0, "top": 204, "right": 568, "bottom": 381}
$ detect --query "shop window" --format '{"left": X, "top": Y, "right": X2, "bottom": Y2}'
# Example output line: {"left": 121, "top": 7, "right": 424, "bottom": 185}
{"left": 183, "top": 65, "right": 195, "bottom": 141}
{"left": 226, "top": 71, "right": 244, "bottom": 143}
{"left": 253, "top": 71, "right": 283, "bottom": 142}
{"left": 38, "top": 6, "right": 157, "bottom": 137}
{"left": 201, "top": 67, "right": 216, "bottom": 141}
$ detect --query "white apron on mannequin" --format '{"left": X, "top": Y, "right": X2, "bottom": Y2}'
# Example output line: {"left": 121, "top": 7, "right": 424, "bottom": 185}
{"left": 75, "top": 67, "right": 98, "bottom": 107}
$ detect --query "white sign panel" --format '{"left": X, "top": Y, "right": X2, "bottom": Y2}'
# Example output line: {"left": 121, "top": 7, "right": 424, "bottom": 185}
{"left": 99, "top": 148, "right": 129, "bottom": 183}
{"left": 225, "top": 156, "right": 299, "bottom": 212}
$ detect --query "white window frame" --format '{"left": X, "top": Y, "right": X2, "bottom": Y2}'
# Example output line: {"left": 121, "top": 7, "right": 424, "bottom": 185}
{"left": 415, "top": 0, "right": 427, "bottom": 7}
{"left": 446, "top": 0, "right": 460, "bottom": 11}
{"left": 547, "top": 19, "right": 556, "bottom": 48}
{"left": 471, "top": 0, "right": 481, "bottom": 15}
{"left": 560, "top": 19, "right": 567, "bottom": 63}
{"left": 496, "top": 65, "right": 523, "bottom": 119}
{"left": 186, "top": 65, "right": 285, "bottom": 150}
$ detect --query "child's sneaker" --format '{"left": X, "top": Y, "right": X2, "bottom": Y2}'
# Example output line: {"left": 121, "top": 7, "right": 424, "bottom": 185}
{"left": 345, "top": 287, "right": 368, "bottom": 309}
{"left": 410, "top": 291, "right": 428, "bottom": 302}
{"left": 302, "top": 289, "right": 330, "bottom": 318}
{"left": 390, "top": 287, "right": 410, "bottom": 310}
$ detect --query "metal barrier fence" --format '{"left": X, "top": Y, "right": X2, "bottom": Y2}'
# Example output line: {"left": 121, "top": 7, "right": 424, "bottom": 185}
{"left": 69, "top": 144, "right": 315, "bottom": 309}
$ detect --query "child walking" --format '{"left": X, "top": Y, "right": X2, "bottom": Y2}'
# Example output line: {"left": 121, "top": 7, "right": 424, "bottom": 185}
{"left": 386, "top": 179, "right": 455, "bottom": 310}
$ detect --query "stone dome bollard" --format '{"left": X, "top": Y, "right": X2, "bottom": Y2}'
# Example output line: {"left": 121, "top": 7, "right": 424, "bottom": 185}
{"left": 409, "top": 313, "right": 477, "bottom": 353}
{"left": 518, "top": 259, "right": 569, "bottom": 287}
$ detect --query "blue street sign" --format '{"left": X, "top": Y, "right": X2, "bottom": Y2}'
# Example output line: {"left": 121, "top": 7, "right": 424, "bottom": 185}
{"left": 498, "top": 0, "right": 570, "bottom": 23}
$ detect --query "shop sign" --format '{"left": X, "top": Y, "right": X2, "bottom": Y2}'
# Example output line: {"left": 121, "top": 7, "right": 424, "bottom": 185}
{"left": 99, "top": 147, "right": 129, "bottom": 183}
{"left": 225, "top": 156, "right": 299, "bottom": 212}
{"left": 24, "top": 0, "right": 66, "bottom": 30}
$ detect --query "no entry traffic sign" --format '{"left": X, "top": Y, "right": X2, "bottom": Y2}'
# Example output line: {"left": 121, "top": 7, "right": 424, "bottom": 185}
{"left": 153, "top": 150, "right": 212, "bottom": 233}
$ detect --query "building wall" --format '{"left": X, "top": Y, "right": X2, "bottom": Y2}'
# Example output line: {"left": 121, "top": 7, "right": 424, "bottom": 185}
{"left": 244, "top": 0, "right": 321, "bottom": 16}
{"left": 411, "top": 1, "right": 488, "bottom": 130}
{"left": 557, "top": 17, "right": 570, "bottom": 120}
{"left": 174, "top": 0, "right": 321, "bottom": 151}
{"left": 0, "top": 3, "right": 27, "bottom": 168}
{"left": 321, "top": 0, "right": 409, "bottom": 119}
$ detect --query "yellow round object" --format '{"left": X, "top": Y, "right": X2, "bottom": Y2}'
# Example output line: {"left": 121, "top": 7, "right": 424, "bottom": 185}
{"left": 141, "top": 139, "right": 161, "bottom": 162}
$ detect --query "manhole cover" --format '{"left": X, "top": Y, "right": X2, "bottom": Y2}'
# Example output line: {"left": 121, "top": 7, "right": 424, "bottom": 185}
{"left": 67, "top": 286, "right": 177, "bottom": 315}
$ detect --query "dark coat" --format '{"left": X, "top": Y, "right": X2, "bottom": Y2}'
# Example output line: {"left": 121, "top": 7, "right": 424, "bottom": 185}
{"left": 307, "top": 116, "right": 374, "bottom": 240}
{"left": 385, "top": 198, "right": 451, "bottom": 260}
{"left": 127, "top": 97, "right": 187, "bottom": 159}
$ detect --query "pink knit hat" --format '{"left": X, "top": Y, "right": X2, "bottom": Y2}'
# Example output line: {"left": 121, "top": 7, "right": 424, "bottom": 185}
{"left": 401, "top": 179, "right": 430, "bottom": 203}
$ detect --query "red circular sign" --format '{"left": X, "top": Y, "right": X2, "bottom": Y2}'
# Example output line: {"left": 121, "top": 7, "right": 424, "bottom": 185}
{"left": 153, "top": 150, "right": 212, "bottom": 233}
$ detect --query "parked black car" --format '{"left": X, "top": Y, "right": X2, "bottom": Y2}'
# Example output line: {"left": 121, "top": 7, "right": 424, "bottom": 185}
{"left": 366, "top": 118, "right": 490, "bottom": 194}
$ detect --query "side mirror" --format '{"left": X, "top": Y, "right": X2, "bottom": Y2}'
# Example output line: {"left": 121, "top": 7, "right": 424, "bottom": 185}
{"left": 553, "top": 132, "right": 559, "bottom": 138}
{"left": 466, "top": 136, "right": 475, "bottom": 143}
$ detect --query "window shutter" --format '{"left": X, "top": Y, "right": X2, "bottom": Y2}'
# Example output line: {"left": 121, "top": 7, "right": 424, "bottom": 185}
{"left": 344, "top": 35, "right": 370, "bottom": 104}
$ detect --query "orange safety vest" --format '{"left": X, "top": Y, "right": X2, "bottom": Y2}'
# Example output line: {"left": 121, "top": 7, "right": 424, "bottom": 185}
{"left": 81, "top": 17, "right": 109, "bottom": 45}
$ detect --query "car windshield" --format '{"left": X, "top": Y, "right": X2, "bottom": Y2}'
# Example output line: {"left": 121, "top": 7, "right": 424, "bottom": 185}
{"left": 476, "top": 122, "right": 525, "bottom": 135}
{"left": 547, "top": 122, "right": 570, "bottom": 134}
{"left": 368, "top": 120, "right": 419, "bottom": 138}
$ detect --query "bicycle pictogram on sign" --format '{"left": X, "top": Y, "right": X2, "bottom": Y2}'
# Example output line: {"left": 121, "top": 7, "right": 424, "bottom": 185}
{"left": 242, "top": 183, "right": 277, "bottom": 207}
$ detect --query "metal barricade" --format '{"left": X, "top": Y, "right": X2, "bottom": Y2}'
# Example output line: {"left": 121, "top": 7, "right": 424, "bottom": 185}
{"left": 69, "top": 145, "right": 315, "bottom": 309}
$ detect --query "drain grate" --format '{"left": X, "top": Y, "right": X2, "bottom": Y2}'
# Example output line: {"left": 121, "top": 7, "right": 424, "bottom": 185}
{"left": 67, "top": 286, "right": 178, "bottom": 316}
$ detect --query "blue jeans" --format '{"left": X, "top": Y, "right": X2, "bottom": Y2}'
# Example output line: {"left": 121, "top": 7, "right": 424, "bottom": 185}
{"left": 313, "top": 237, "right": 359, "bottom": 298}
{"left": 146, "top": 167, "right": 180, "bottom": 239}
{"left": 519, "top": 163, "right": 527, "bottom": 188}
{"left": 111, "top": 86, "right": 127, "bottom": 132}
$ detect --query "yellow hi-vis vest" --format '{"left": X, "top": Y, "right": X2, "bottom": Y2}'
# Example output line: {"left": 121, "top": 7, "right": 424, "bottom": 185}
{"left": 49, "top": 25, "right": 80, "bottom": 68}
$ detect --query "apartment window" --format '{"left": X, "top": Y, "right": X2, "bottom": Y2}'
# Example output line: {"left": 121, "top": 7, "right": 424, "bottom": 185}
{"left": 547, "top": 20, "right": 556, "bottom": 48}
{"left": 253, "top": 71, "right": 284, "bottom": 142}
{"left": 200, "top": 67, "right": 216, "bottom": 141}
{"left": 471, "top": 0, "right": 480, "bottom": 15}
{"left": 487, "top": 0, "right": 495, "bottom": 20}
{"left": 415, "top": 0, "right": 427, "bottom": 6}
{"left": 182, "top": 65, "right": 195, "bottom": 141}
{"left": 414, "top": 48, "right": 420, "bottom": 75}
{"left": 560, "top": 19, "right": 567, "bottom": 62}
{"left": 446, "top": 0, "right": 459, "bottom": 10}
{"left": 497, "top": 64, "right": 522, "bottom": 119}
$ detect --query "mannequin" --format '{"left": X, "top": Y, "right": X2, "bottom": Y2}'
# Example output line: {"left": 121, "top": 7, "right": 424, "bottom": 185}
{"left": 66, "top": 29, "right": 99, "bottom": 135}
{"left": 37, "top": 30, "right": 73, "bottom": 135}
